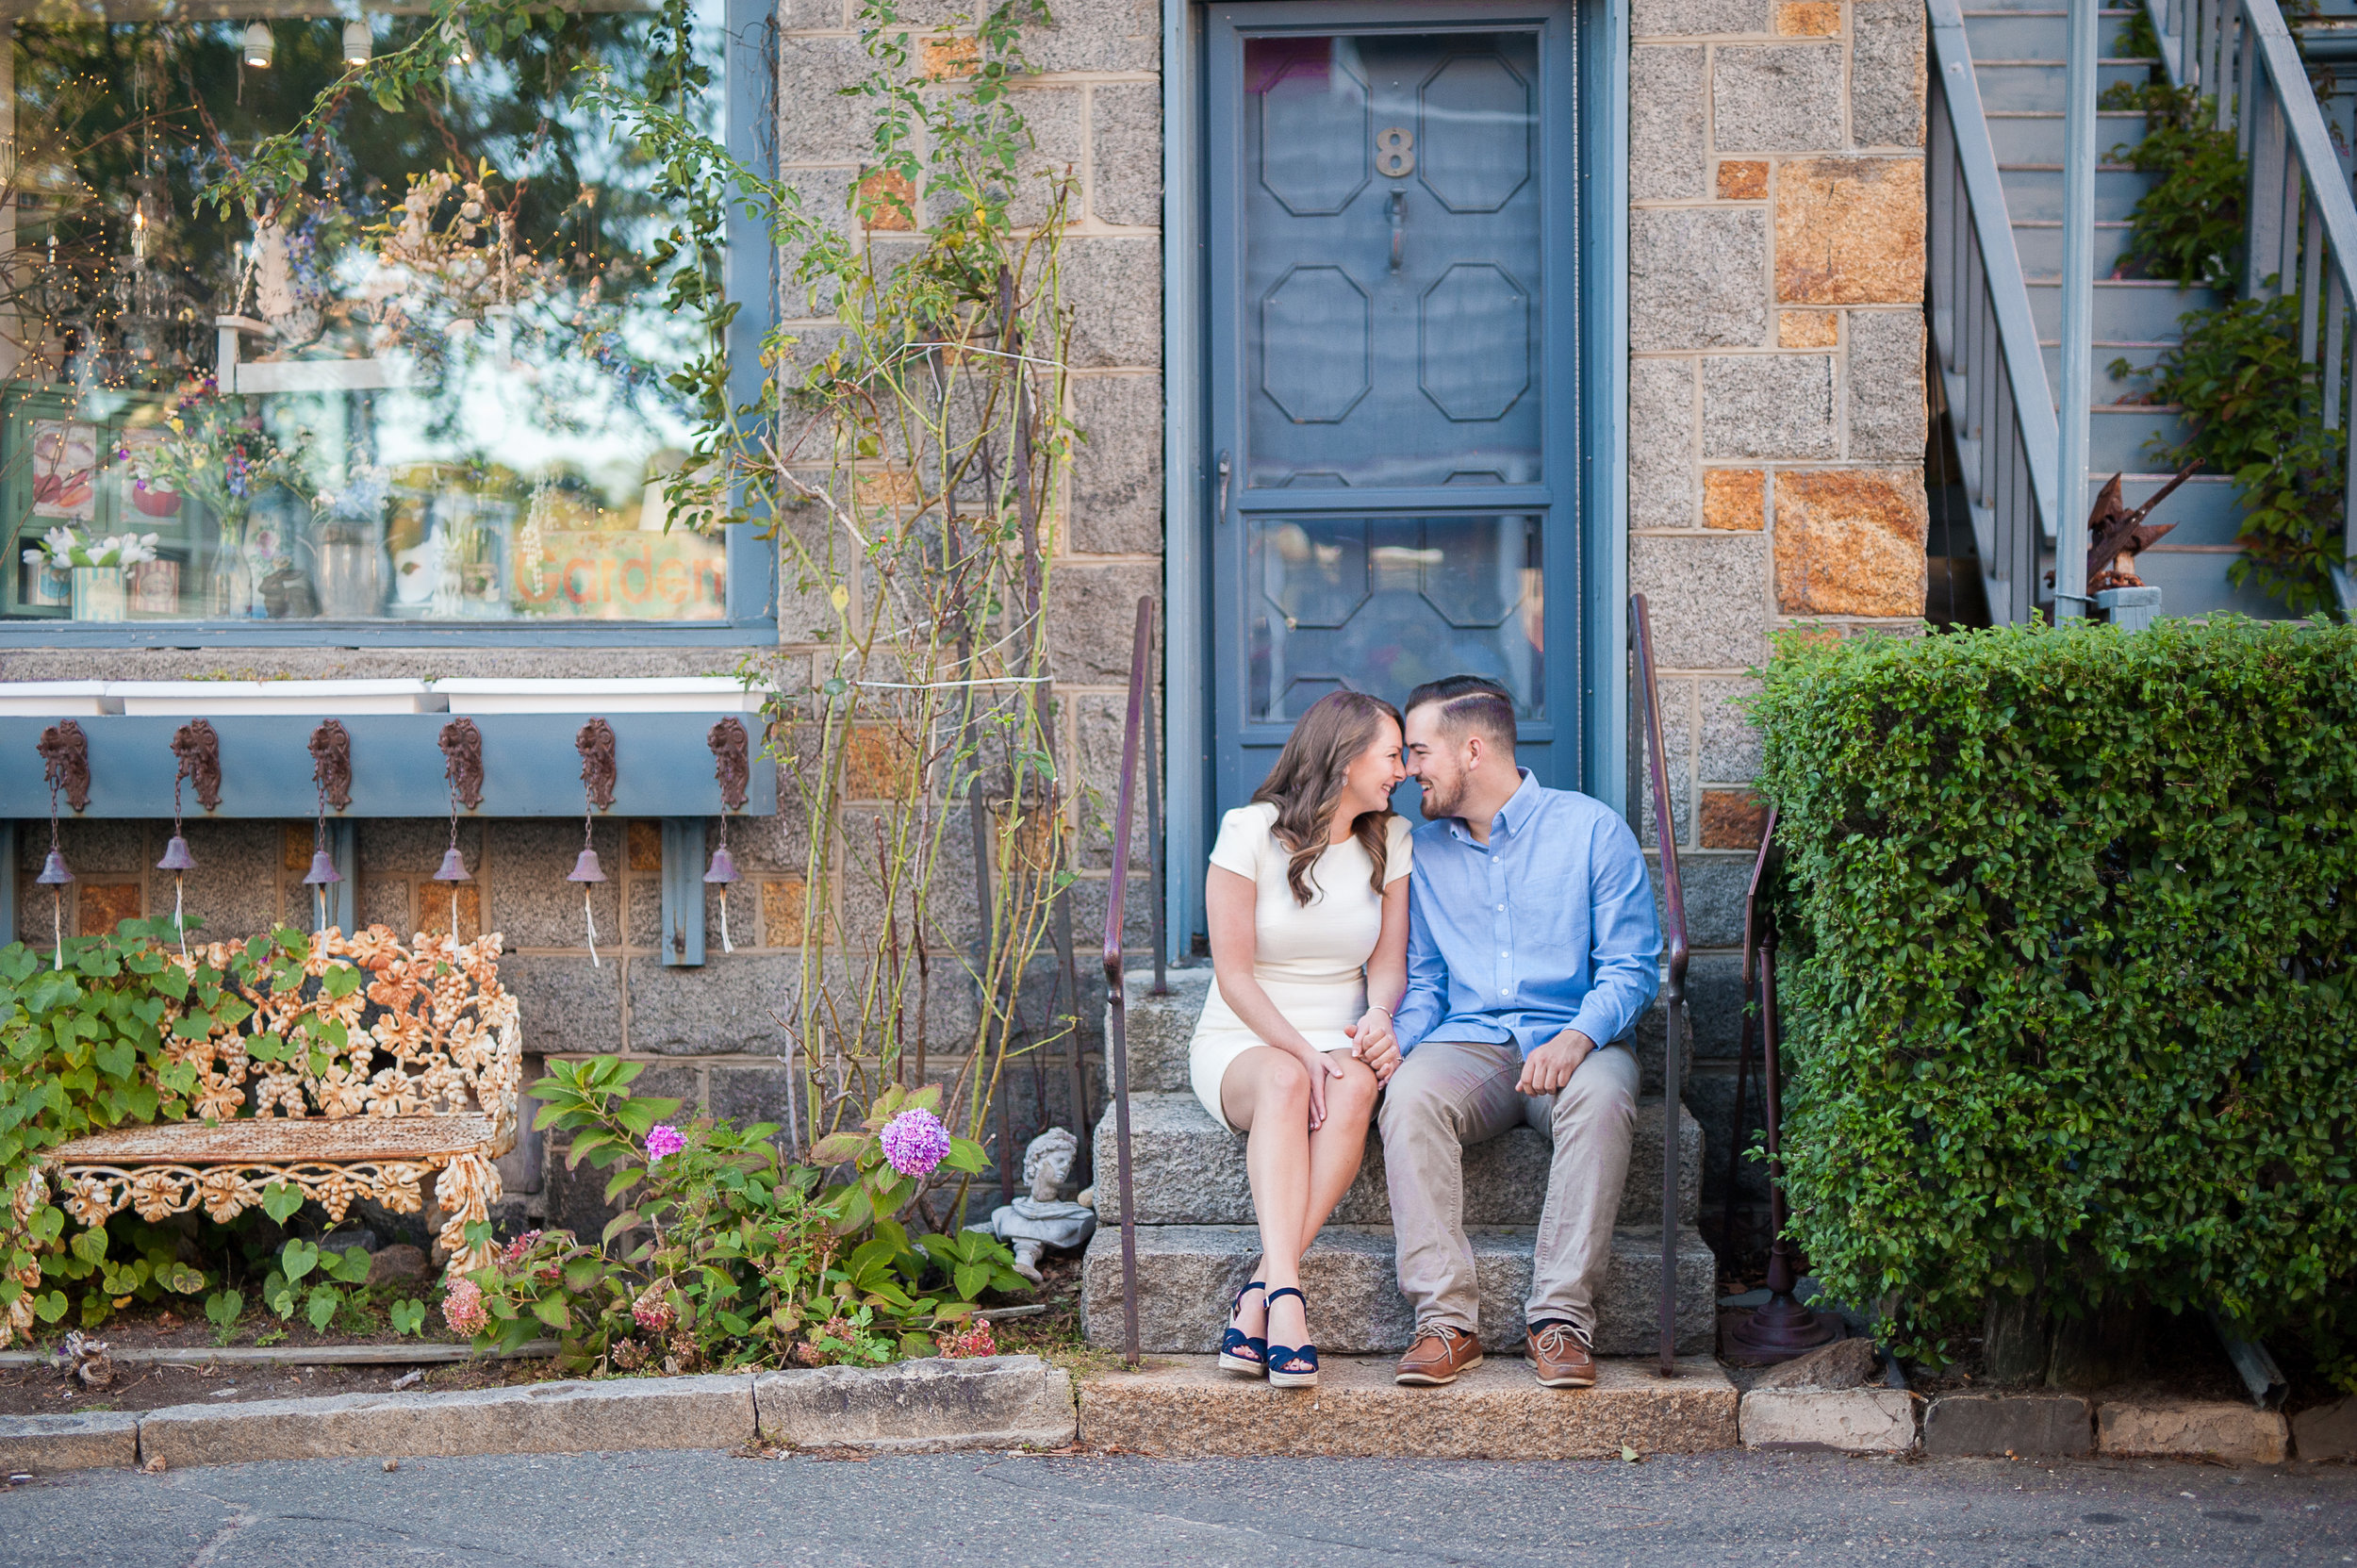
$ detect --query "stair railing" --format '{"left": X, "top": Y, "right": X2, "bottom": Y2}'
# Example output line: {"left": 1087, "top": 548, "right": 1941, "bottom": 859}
{"left": 1630, "top": 592, "right": 1686, "bottom": 1379}
{"left": 2142, "top": 0, "right": 2357, "bottom": 610}
{"left": 1929, "top": 0, "right": 2065, "bottom": 626}
{"left": 1098, "top": 594, "right": 1159, "bottom": 1369}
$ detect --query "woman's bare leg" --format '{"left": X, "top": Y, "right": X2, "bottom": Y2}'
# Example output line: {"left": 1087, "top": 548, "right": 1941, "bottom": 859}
{"left": 1298, "top": 1055, "right": 1379, "bottom": 1252}
{"left": 1222, "top": 1046, "right": 1314, "bottom": 1350}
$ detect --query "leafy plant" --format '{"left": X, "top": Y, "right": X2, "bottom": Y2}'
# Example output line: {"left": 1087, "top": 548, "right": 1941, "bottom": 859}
{"left": 465, "top": 1061, "right": 1025, "bottom": 1373}
{"left": 1754, "top": 617, "right": 2357, "bottom": 1385}
{"left": 2102, "top": 81, "right": 2243, "bottom": 289}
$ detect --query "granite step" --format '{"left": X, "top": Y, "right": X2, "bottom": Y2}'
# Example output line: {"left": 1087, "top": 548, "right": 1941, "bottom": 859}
{"left": 1107, "top": 966, "right": 1686, "bottom": 1100}
{"left": 1077, "top": 1354, "right": 1739, "bottom": 1459}
{"left": 1080, "top": 1222, "right": 1718, "bottom": 1358}
{"left": 1095, "top": 1092, "right": 1701, "bottom": 1230}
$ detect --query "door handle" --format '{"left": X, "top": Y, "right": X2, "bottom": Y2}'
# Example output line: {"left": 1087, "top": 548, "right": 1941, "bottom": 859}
{"left": 1388, "top": 189, "right": 1406, "bottom": 273}
{"left": 1215, "top": 449, "right": 1231, "bottom": 526}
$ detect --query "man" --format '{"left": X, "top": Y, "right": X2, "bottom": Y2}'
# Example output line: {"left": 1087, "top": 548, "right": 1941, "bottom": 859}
{"left": 1351, "top": 675, "right": 1661, "bottom": 1389}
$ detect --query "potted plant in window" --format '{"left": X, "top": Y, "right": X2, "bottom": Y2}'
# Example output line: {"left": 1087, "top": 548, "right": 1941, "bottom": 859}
{"left": 119, "top": 376, "right": 302, "bottom": 618}
{"left": 21, "top": 528, "right": 159, "bottom": 621}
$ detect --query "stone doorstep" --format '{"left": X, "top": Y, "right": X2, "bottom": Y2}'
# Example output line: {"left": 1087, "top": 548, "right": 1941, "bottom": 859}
{"left": 1921, "top": 1393, "right": 2094, "bottom": 1457}
{"left": 1096, "top": 1093, "right": 1702, "bottom": 1230}
{"left": 1078, "top": 1354, "right": 1738, "bottom": 1461}
{"left": 2097, "top": 1398, "right": 2291, "bottom": 1465}
{"left": 1739, "top": 1387, "right": 1920, "bottom": 1454}
{"left": 1080, "top": 1223, "right": 1718, "bottom": 1358}
{"left": 0, "top": 1356, "right": 1078, "bottom": 1475}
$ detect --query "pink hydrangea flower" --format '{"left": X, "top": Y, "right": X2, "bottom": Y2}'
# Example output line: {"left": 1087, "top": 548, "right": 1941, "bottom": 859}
{"left": 632, "top": 1288, "right": 676, "bottom": 1334}
{"left": 645, "top": 1124, "right": 685, "bottom": 1164}
{"left": 933, "top": 1317, "right": 997, "bottom": 1360}
{"left": 879, "top": 1108, "right": 953, "bottom": 1179}
{"left": 442, "top": 1278, "right": 488, "bottom": 1337}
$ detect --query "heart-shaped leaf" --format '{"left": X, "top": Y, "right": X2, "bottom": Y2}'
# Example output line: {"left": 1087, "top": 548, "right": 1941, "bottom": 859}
{"left": 280, "top": 1239, "right": 320, "bottom": 1284}
{"left": 260, "top": 1182, "right": 305, "bottom": 1224}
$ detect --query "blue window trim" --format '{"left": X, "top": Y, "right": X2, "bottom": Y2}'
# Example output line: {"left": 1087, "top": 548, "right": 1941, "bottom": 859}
{"left": 1162, "top": 0, "right": 1630, "bottom": 954}
{"left": 0, "top": 7, "right": 781, "bottom": 652}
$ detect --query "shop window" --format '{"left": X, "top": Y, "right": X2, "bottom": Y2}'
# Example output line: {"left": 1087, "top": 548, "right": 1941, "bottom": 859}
{"left": 0, "top": 3, "right": 748, "bottom": 633}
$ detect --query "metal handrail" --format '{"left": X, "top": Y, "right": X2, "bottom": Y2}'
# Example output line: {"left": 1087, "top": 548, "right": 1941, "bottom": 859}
{"left": 1929, "top": 0, "right": 2065, "bottom": 624}
{"left": 2143, "top": 0, "right": 2357, "bottom": 608}
{"left": 1098, "top": 595, "right": 1159, "bottom": 1369}
{"left": 1630, "top": 593, "right": 1686, "bottom": 1379}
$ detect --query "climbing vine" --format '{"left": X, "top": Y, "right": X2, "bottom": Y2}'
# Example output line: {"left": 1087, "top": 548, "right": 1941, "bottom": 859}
{"left": 2103, "top": 69, "right": 2348, "bottom": 615}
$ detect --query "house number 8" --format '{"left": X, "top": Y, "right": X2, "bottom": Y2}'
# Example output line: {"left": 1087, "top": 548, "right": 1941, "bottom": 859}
{"left": 1376, "top": 126, "right": 1415, "bottom": 177}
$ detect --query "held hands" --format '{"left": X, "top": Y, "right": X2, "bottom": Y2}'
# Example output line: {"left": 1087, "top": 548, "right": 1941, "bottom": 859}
{"left": 1344, "top": 1008, "right": 1402, "bottom": 1083}
{"left": 1516, "top": 1026, "right": 1595, "bottom": 1096}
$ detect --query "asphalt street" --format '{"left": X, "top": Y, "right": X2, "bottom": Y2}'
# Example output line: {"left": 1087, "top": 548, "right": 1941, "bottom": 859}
{"left": 3, "top": 1448, "right": 2354, "bottom": 1567}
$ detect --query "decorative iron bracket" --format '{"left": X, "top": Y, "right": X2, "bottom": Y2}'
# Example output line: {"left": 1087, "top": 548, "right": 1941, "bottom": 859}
{"left": 308, "top": 720, "right": 353, "bottom": 811}
{"left": 171, "top": 720, "right": 223, "bottom": 812}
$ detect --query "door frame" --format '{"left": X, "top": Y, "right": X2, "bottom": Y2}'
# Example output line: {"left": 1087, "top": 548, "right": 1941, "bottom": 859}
{"left": 1161, "top": 0, "right": 1631, "bottom": 955}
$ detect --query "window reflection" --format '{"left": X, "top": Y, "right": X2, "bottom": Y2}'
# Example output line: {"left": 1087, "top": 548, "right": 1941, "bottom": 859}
{"left": 1, "top": 2, "right": 723, "bottom": 625}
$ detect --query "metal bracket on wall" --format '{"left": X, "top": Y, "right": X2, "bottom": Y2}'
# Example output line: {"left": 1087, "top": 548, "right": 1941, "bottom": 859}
{"left": 660, "top": 817, "right": 707, "bottom": 967}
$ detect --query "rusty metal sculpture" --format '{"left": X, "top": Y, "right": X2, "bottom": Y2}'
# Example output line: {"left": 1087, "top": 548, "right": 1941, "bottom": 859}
{"left": 2085, "top": 463, "right": 2198, "bottom": 591}
{"left": 169, "top": 719, "right": 222, "bottom": 812}
{"left": 437, "top": 718, "right": 485, "bottom": 811}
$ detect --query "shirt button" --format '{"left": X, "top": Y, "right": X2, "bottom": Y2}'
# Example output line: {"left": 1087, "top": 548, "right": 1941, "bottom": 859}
{"left": 1496, "top": 903, "right": 1505, "bottom": 912}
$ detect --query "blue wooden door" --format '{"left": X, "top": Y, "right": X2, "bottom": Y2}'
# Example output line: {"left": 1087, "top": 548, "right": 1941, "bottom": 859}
{"left": 1207, "top": 1, "right": 1580, "bottom": 817}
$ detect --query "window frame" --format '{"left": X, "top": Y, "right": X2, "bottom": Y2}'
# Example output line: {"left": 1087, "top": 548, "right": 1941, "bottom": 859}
{"left": 0, "top": 1, "right": 780, "bottom": 649}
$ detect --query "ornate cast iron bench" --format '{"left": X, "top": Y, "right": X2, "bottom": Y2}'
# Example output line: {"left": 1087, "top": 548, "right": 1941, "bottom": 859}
{"left": 37, "top": 929, "right": 521, "bottom": 1277}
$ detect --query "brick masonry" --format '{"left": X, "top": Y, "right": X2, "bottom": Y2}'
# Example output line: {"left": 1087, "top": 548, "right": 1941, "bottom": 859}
{"left": 1629, "top": 0, "right": 1926, "bottom": 1246}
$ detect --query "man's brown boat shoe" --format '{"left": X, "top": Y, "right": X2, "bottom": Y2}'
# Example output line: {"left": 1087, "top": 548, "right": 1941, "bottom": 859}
{"left": 1394, "top": 1323, "right": 1483, "bottom": 1385}
{"left": 1526, "top": 1321, "right": 1596, "bottom": 1388}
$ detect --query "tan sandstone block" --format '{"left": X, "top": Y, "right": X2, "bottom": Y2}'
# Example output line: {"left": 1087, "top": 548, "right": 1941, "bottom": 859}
{"left": 1778, "top": 308, "right": 1839, "bottom": 348}
{"left": 1703, "top": 470, "right": 1766, "bottom": 531}
{"left": 1777, "top": 0, "right": 1842, "bottom": 32}
{"left": 856, "top": 168, "right": 915, "bottom": 231}
{"left": 1774, "top": 468, "right": 1927, "bottom": 616}
{"left": 77, "top": 882, "right": 141, "bottom": 936}
{"left": 921, "top": 36, "right": 979, "bottom": 79}
{"left": 1717, "top": 159, "right": 1770, "bottom": 200}
{"left": 2098, "top": 1398, "right": 2289, "bottom": 1465}
{"left": 1700, "top": 790, "right": 1770, "bottom": 848}
{"left": 1775, "top": 157, "right": 1925, "bottom": 305}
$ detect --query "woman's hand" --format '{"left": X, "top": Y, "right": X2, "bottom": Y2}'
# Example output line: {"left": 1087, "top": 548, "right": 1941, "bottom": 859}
{"left": 1346, "top": 1009, "right": 1401, "bottom": 1082}
{"left": 1291, "top": 1044, "right": 1347, "bottom": 1130}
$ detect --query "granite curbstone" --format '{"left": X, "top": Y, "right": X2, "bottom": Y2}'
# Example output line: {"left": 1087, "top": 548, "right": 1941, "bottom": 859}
{"left": 0, "top": 1411, "right": 140, "bottom": 1474}
{"left": 753, "top": 1355, "right": 1077, "bottom": 1452}
{"left": 137, "top": 1375, "right": 756, "bottom": 1468}
{"left": 1922, "top": 1393, "right": 2093, "bottom": 1457}
{"left": 1740, "top": 1386, "right": 1918, "bottom": 1452}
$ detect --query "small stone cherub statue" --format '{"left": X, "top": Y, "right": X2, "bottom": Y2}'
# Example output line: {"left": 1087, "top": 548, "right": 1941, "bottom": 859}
{"left": 974, "top": 1127, "right": 1097, "bottom": 1283}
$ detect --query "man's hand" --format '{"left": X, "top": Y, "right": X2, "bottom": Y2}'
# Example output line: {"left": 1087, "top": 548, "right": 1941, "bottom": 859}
{"left": 1345, "top": 1010, "right": 1402, "bottom": 1082}
{"left": 1516, "top": 1027, "right": 1595, "bottom": 1096}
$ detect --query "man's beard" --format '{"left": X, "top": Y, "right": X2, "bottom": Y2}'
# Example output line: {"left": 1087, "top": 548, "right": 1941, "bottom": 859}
{"left": 1417, "top": 772, "right": 1462, "bottom": 819}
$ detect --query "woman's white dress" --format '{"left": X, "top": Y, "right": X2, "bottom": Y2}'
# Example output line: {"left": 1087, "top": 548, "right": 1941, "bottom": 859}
{"left": 1188, "top": 801, "right": 1412, "bottom": 1131}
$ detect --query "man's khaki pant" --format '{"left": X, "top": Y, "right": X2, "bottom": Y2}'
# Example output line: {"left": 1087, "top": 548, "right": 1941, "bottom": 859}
{"left": 1377, "top": 1037, "right": 1640, "bottom": 1345}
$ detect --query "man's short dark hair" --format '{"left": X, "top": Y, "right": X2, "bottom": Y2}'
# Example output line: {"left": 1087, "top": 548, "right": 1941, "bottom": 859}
{"left": 1404, "top": 675, "right": 1516, "bottom": 751}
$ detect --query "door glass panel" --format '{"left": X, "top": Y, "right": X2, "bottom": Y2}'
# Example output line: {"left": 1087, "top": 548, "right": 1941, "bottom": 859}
{"left": 1241, "top": 32, "right": 1541, "bottom": 491}
{"left": 1247, "top": 513, "right": 1542, "bottom": 720}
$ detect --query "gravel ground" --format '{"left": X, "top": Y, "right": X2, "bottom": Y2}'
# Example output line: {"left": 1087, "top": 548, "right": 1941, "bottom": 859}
{"left": 2, "top": 1446, "right": 2353, "bottom": 1567}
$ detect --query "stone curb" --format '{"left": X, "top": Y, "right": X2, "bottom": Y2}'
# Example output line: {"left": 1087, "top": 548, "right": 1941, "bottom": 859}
{"left": 0, "top": 1354, "right": 1078, "bottom": 1475}
{"left": 1739, "top": 1387, "right": 1918, "bottom": 1453}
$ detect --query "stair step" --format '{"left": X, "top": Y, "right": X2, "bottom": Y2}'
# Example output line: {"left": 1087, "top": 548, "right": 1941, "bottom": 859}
{"left": 2010, "top": 221, "right": 2137, "bottom": 278}
{"left": 1106, "top": 966, "right": 1682, "bottom": 1101}
{"left": 1096, "top": 1092, "right": 1701, "bottom": 1229}
{"left": 1964, "top": 10, "right": 2145, "bottom": 58}
{"left": 2135, "top": 544, "right": 2293, "bottom": 618}
{"left": 1973, "top": 59, "right": 2160, "bottom": 111}
{"left": 2036, "top": 338, "right": 2167, "bottom": 402}
{"left": 1079, "top": 1222, "right": 1719, "bottom": 1357}
{"left": 1076, "top": 1354, "right": 1740, "bottom": 1459}
{"left": 2023, "top": 277, "right": 2219, "bottom": 339}
{"left": 1998, "top": 164, "right": 2157, "bottom": 223}
{"left": 1986, "top": 110, "right": 2149, "bottom": 164}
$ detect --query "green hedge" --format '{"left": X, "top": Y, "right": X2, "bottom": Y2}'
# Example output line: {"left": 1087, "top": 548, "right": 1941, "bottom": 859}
{"left": 1754, "top": 617, "right": 2357, "bottom": 1380}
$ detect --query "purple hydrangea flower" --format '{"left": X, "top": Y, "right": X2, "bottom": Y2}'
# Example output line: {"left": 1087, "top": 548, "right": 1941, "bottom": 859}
{"left": 879, "top": 1108, "right": 953, "bottom": 1179}
{"left": 645, "top": 1123, "right": 686, "bottom": 1164}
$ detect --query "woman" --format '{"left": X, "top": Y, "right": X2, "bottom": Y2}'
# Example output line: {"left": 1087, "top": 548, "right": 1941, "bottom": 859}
{"left": 1191, "top": 689, "right": 1410, "bottom": 1389}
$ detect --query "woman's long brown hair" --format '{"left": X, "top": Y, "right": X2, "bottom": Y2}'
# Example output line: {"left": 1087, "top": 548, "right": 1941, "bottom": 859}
{"left": 1250, "top": 690, "right": 1403, "bottom": 907}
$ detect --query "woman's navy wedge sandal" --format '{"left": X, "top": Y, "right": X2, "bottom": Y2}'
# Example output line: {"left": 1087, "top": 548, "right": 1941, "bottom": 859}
{"left": 1218, "top": 1279, "right": 1268, "bottom": 1378}
{"left": 1263, "top": 1286, "right": 1320, "bottom": 1389}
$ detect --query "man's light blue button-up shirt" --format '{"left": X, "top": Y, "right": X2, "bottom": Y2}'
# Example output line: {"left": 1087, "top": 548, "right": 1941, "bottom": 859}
{"left": 1393, "top": 769, "right": 1662, "bottom": 1060}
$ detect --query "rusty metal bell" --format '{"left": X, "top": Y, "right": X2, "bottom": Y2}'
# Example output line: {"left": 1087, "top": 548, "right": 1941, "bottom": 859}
{"left": 703, "top": 846, "right": 739, "bottom": 885}
{"left": 156, "top": 834, "right": 196, "bottom": 872}
{"left": 567, "top": 847, "right": 606, "bottom": 883}
{"left": 433, "top": 847, "right": 472, "bottom": 883}
{"left": 303, "top": 848, "right": 342, "bottom": 886}
{"left": 37, "top": 848, "right": 72, "bottom": 885}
